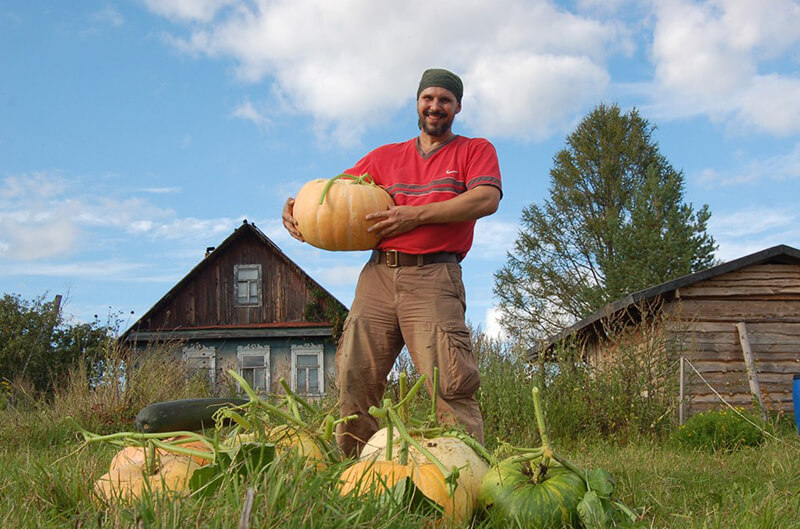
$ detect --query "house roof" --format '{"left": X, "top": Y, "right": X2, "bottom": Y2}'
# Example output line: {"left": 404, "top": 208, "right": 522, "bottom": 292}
{"left": 120, "top": 220, "right": 348, "bottom": 341}
{"left": 532, "top": 244, "right": 800, "bottom": 358}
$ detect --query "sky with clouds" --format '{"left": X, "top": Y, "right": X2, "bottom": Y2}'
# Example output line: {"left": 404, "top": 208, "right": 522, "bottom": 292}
{"left": 2, "top": 0, "right": 799, "bottom": 339}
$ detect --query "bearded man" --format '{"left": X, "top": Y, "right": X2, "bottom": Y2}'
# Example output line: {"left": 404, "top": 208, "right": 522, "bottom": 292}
{"left": 283, "top": 68, "right": 502, "bottom": 457}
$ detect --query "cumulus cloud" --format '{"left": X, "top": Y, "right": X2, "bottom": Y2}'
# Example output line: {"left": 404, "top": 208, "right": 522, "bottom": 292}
{"left": 648, "top": 0, "right": 800, "bottom": 134}
{"left": 146, "top": 0, "right": 625, "bottom": 145}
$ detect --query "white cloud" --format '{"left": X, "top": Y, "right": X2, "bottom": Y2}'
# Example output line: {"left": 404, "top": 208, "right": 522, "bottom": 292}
{"left": 90, "top": 6, "right": 124, "bottom": 27}
{"left": 648, "top": 0, "right": 800, "bottom": 134}
{"left": 709, "top": 207, "right": 795, "bottom": 238}
{"left": 147, "top": 0, "right": 625, "bottom": 145}
{"left": 231, "top": 99, "right": 271, "bottom": 129}
{"left": 0, "top": 171, "right": 248, "bottom": 261}
{"left": 484, "top": 306, "right": 507, "bottom": 340}
{"left": 697, "top": 143, "right": 800, "bottom": 188}
{"left": 470, "top": 218, "right": 519, "bottom": 259}
{"left": 143, "top": 0, "right": 234, "bottom": 22}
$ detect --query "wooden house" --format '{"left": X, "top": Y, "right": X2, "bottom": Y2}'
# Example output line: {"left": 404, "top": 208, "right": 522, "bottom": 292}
{"left": 120, "top": 220, "right": 348, "bottom": 397}
{"left": 534, "top": 245, "right": 800, "bottom": 418}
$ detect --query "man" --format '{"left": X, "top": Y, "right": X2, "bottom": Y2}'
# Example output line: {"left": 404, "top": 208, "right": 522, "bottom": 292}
{"left": 282, "top": 68, "right": 502, "bottom": 457}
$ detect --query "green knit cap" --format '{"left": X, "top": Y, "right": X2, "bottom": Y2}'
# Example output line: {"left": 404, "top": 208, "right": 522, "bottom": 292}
{"left": 416, "top": 68, "right": 463, "bottom": 102}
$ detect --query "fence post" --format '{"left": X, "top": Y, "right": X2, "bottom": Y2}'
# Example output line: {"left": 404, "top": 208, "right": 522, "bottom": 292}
{"left": 679, "top": 356, "right": 686, "bottom": 425}
{"left": 736, "top": 322, "right": 768, "bottom": 423}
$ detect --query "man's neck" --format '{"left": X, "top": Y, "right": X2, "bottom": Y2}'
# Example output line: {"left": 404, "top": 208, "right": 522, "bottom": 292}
{"left": 417, "top": 131, "right": 456, "bottom": 155}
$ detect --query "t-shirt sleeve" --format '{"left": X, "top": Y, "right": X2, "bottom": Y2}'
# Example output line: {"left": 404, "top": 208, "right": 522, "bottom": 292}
{"left": 466, "top": 139, "right": 502, "bottom": 197}
{"left": 343, "top": 154, "right": 373, "bottom": 182}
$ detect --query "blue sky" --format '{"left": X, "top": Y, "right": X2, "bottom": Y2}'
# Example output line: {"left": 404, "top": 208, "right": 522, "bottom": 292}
{"left": 2, "top": 1, "right": 799, "bottom": 338}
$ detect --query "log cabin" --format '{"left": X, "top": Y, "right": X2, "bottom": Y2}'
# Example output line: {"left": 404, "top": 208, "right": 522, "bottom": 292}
{"left": 120, "top": 220, "right": 347, "bottom": 397}
{"left": 533, "top": 245, "right": 800, "bottom": 418}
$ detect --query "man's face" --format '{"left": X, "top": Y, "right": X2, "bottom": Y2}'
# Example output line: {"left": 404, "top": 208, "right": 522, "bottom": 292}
{"left": 417, "top": 86, "right": 461, "bottom": 137}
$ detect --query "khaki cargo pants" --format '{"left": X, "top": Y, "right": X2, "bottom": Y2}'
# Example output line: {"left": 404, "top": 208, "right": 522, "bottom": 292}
{"left": 335, "top": 260, "right": 483, "bottom": 457}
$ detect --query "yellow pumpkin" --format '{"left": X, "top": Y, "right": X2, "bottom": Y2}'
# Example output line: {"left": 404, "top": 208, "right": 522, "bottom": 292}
{"left": 293, "top": 173, "right": 394, "bottom": 251}
{"left": 360, "top": 429, "right": 488, "bottom": 523}
{"left": 338, "top": 460, "right": 457, "bottom": 520}
{"left": 268, "top": 424, "right": 327, "bottom": 470}
{"left": 148, "top": 456, "right": 201, "bottom": 496}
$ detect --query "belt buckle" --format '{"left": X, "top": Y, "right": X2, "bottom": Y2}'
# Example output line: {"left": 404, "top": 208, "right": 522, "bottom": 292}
{"left": 385, "top": 250, "right": 399, "bottom": 268}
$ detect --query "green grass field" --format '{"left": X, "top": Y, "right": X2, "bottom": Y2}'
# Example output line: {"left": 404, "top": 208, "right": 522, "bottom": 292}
{"left": 2, "top": 337, "right": 799, "bottom": 528}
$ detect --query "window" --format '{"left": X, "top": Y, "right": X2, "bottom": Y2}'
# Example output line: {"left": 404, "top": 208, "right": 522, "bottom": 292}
{"left": 182, "top": 344, "right": 216, "bottom": 385}
{"left": 234, "top": 264, "right": 262, "bottom": 306}
{"left": 291, "top": 344, "right": 324, "bottom": 395}
{"left": 237, "top": 344, "right": 270, "bottom": 393}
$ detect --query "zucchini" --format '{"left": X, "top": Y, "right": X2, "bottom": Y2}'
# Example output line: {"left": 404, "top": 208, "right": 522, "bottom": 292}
{"left": 135, "top": 397, "right": 249, "bottom": 433}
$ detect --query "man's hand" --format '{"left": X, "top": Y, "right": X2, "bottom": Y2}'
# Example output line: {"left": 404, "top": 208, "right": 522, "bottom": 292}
{"left": 282, "top": 197, "right": 305, "bottom": 242}
{"left": 366, "top": 205, "right": 421, "bottom": 239}
{"left": 365, "top": 185, "right": 501, "bottom": 239}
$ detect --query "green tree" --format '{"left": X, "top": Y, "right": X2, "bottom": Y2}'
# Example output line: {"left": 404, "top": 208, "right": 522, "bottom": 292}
{"left": 0, "top": 293, "right": 112, "bottom": 394}
{"left": 494, "top": 104, "right": 716, "bottom": 343}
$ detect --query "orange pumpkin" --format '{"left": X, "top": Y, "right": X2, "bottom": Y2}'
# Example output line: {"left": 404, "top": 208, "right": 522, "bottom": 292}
{"left": 338, "top": 460, "right": 464, "bottom": 523}
{"left": 293, "top": 173, "right": 394, "bottom": 251}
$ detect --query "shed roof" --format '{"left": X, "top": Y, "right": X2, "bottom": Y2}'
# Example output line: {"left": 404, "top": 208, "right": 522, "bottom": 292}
{"left": 532, "top": 244, "right": 800, "bottom": 358}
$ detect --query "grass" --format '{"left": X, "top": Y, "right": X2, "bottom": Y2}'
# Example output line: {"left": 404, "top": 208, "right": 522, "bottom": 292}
{"left": 2, "top": 332, "right": 799, "bottom": 528}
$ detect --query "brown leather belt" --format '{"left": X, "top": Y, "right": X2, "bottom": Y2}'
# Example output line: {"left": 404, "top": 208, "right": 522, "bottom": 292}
{"left": 370, "top": 249, "right": 460, "bottom": 267}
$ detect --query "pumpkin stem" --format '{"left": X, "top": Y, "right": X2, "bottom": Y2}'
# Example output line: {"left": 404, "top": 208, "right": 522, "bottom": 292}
{"left": 399, "top": 372, "right": 408, "bottom": 424}
{"left": 429, "top": 366, "right": 440, "bottom": 426}
{"left": 532, "top": 386, "right": 552, "bottom": 453}
{"left": 383, "top": 398, "right": 394, "bottom": 462}
{"left": 386, "top": 407, "right": 455, "bottom": 494}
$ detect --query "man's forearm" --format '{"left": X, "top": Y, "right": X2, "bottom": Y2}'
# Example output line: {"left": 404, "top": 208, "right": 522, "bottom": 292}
{"left": 415, "top": 185, "right": 501, "bottom": 224}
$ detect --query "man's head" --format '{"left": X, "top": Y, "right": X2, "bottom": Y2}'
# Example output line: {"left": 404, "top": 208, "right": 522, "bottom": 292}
{"left": 417, "top": 68, "right": 463, "bottom": 103}
{"left": 416, "top": 68, "right": 462, "bottom": 138}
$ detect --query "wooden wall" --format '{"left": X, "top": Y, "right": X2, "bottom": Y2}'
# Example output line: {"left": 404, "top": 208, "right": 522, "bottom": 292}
{"left": 136, "top": 230, "right": 327, "bottom": 330}
{"left": 667, "top": 263, "right": 800, "bottom": 413}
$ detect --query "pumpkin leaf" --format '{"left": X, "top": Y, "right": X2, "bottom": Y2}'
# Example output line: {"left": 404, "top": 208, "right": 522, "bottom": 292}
{"left": 188, "top": 465, "right": 225, "bottom": 497}
{"left": 578, "top": 490, "right": 610, "bottom": 528}
{"left": 586, "top": 468, "right": 615, "bottom": 497}
{"left": 233, "top": 442, "right": 276, "bottom": 475}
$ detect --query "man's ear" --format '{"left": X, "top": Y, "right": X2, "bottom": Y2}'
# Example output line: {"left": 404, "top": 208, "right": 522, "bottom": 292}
{"left": 455, "top": 101, "right": 462, "bottom": 115}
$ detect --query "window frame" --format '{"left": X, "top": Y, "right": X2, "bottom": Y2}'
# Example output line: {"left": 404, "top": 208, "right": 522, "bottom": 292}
{"left": 290, "top": 343, "right": 324, "bottom": 396}
{"left": 234, "top": 264, "right": 262, "bottom": 307}
{"left": 237, "top": 344, "right": 271, "bottom": 394}
{"left": 182, "top": 344, "right": 217, "bottom": 386}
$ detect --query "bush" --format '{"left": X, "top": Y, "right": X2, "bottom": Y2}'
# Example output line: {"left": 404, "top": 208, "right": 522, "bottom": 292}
{"left": 527, "top": 304, "right": 679, "bottom": 445}
{"left": 672, "top": 408, "right": 767, "bottom": 452}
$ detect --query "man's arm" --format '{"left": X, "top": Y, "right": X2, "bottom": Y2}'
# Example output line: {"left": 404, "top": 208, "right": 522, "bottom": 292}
{"left": 366, "top": 185, "right": 501, "bottom": 240}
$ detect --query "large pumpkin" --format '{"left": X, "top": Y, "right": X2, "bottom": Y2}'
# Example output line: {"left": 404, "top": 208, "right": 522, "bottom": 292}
{"left": 478, "top": 456, "right": 587, "bottom": 529}
{"left": 360, "top": 428, "right": 487, "bottom": 523}
{"left": 339, "top": 460, "right": 455, "bottom": 520}
{"left": 293, "top": 173, "right": 394, "bottom": 251}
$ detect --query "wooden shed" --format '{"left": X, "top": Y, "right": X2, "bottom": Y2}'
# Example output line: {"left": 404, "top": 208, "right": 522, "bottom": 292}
{"left": 120, "top": 220, "right": 348, "bottom": 397}
{"left": 535, "top": 245, "right": 800, "bottom": 418}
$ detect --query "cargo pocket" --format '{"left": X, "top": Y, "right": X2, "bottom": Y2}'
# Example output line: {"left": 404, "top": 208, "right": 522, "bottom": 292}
{"left": 438, "top": 320, "right": 480, "bottom": 399}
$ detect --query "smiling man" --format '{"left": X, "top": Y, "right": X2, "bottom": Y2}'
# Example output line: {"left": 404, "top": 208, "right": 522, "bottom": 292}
{"left": 283, "top": 68, "right": 502, "bottom": 457}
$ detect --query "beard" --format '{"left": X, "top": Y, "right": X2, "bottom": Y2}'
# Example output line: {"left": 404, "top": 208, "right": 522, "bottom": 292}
{"left": 418, "top": 110, "right": 454, "bottom": 137}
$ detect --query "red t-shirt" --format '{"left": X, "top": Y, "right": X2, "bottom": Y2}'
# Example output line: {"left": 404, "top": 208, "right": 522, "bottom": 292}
{"left": 344, "top": 135, "right": 502, "bottom": 258}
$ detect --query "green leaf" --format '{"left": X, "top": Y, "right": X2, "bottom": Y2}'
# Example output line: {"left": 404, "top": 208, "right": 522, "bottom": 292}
{"left": 233, "top": 442, "right": 276, "bottom": 476}
{"left": 586, "top": 468, "right": 615, "bottom": 497}
{"left": 188, "top": 465, "right": 225, "bottom": 497}
{"left": 578, "top": 490, "right": 609, "bottom": 529}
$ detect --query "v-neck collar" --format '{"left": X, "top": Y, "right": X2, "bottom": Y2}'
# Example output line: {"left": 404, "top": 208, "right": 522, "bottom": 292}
{"left": 415, "top": 135, "right": 459, "bottom": 161}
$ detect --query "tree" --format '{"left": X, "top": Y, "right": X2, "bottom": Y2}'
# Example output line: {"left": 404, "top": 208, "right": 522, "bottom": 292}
{"left": 494, "top": 103, "right": 716, "bottom": 343}
{"left": 0, "top": 293, "right": 112, "bottom": 394}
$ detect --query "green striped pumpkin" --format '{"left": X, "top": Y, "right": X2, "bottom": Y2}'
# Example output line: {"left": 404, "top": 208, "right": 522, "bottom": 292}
{"left": 478, "top": 456, "right": 587, "bottom": 528}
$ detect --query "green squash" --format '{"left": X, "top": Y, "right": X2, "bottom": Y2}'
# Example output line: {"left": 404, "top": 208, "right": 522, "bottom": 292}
{"left": 478, "top": 455, "right": 587, "bottom": 528}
